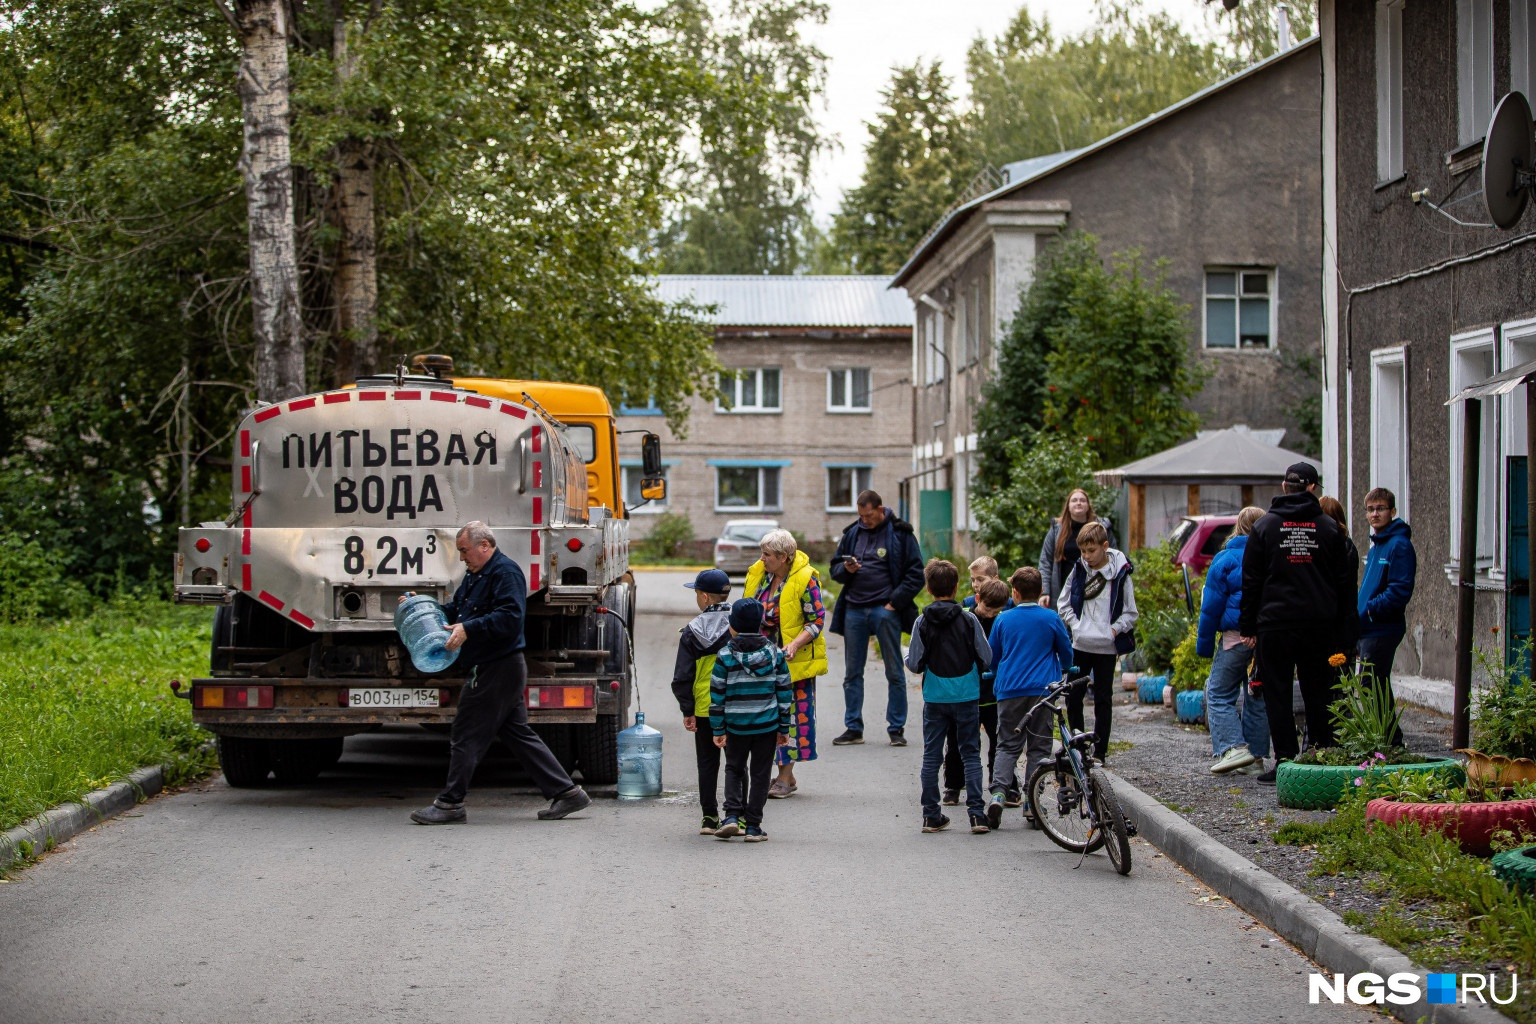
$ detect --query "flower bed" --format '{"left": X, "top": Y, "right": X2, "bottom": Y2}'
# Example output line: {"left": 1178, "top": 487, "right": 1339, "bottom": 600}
{"left": 1276, "top": 756, "right": 1463, "bottom": 811}
{"left": 1175, "top": 689, "right": 1204, "bottom": 724}
{"left": 1365, "top": 795, "right": 1536, "bottom": 856}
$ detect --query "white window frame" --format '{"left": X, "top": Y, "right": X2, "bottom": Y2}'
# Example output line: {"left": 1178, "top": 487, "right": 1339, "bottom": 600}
{"left": 825, "top": 464, "right": 873, "bottom": 512}
{"left": 1369, "top": 346, "right": 1410, "bottom": 522}
{"left": 620, "top": 463, "right": 671, "bottom": 514}
{"left": 1515, "top": 0, "right": 1536, "bottom": 105}
{"left": 1501, "top": 318, "right": 1536, "bottom": 581}
{"left": 1376, "top": 1, "right": 1405, "bottom": 181}
{"left": 715, "top": 368, "right": 781, "bottom": 414}
{"left": 827, "top": 367, "right": 872, "bottom": 413}
{"left": 1449, "top": 330, "right": 1498, "bottom": 567}
{"left": 713, "top": 465, "right": 783, "bottom": 513}
{"left": 922, "top": 308, "right": 946, "bottom": 386}
{"left": 1202, "top": 267, "right": 1276, "bottom": 350}
{"left": 1458, "top": 0, "right": 1495, "bottom": 146}
{"left": 963, "top": 278, "right": 981, "bottom": 366}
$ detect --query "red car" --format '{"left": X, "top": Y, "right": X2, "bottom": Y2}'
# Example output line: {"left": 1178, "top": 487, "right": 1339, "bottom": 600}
{"left": 1167, "top": 514, "right": 1239, "bottom": 572}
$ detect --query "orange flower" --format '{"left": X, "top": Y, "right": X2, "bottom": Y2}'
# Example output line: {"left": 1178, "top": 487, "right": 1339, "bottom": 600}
{"left": 1328, "top": 653, "right": 1347, "bottom": 667}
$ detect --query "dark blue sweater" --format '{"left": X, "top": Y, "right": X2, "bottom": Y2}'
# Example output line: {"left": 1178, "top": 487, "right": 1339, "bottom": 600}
{"left": 1358, "top": 519, "right": 1416, "bottom": 637}
{"left": 442, "top": 548, "right": 526, "bottom": 664}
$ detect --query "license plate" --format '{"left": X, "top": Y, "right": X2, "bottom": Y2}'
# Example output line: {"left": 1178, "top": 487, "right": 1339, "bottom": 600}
{"left": 347, "top": 687, "right": 441, "bottom": 708}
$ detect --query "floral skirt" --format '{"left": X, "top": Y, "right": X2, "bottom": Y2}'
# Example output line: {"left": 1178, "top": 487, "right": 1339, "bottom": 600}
{"left": 776, "top": 679, "right": 817, "bottom": 764}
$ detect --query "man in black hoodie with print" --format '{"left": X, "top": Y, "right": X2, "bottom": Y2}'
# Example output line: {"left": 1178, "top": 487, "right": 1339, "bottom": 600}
{"left": 1240, "top": 463, "right": 1358, "bottom": 782}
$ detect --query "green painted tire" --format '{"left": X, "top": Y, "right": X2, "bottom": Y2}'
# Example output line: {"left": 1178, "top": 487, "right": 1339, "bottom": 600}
{"left": 1493, "top": 845, "right": 1536, "bottom": 892}
{"left": 1275, "top": 757, "right": 1464, "bottom": 811}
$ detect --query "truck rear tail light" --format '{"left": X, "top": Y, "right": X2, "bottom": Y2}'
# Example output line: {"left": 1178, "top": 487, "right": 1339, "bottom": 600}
{"left": 194, "top": 685, "right": 274, "bottom": 709}
{"left": 565, "top": 537, "right": 582, "bottom": 552}
{"left": 525, "top": 685, "right": 594, "bottom": 709}
{"left": 194, "top": 538, "right": 211, "bottom": 553}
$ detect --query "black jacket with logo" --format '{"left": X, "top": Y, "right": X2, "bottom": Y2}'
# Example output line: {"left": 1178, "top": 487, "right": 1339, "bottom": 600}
{"left": 1238, "top": 492, "right": 1358, "bottom": 646}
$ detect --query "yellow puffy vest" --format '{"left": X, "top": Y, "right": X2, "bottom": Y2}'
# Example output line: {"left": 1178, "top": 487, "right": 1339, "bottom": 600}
{"left": 744, "top": 550, "right": 829, "bottom": 682}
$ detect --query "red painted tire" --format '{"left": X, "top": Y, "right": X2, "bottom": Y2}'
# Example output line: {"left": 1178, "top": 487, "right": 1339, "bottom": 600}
{"left": 1365, "top": 796, "right": 1536, "bottom": 857}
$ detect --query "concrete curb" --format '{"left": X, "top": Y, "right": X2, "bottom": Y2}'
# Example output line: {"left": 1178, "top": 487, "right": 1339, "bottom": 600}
{"left": 1104, "top": 770, "right": 1511, "bottom": 1024}
{"left": 0, "top": 765, "right": 164, "bottom": 873}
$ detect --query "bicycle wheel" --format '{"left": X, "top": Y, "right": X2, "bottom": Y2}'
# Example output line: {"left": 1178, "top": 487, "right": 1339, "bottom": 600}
{"left": 1028, "top": 762, "right": 1103, "bottom": 854}
{"left": 1090, "top": 773, "right": 1133, "bottom": 876}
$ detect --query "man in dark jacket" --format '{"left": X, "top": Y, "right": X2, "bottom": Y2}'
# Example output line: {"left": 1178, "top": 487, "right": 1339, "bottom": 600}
{"left": 409, "top": 521, "right": 590, "bottom": 825}
{"left": 1359, "top": 488, "right": 1416, "bottom": 746}
{"left": 828, "top": 490, "right": 925, "bottom": 746}
{"left": 1240, "top": 463, "right": 1358, "bottom": 781}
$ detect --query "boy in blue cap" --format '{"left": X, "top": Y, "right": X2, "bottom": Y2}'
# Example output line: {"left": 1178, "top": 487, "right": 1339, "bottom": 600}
{"left": 709, "top": 598, "right": 792, "bottom": 842}
{"left": 670, "top": 569, "right": 734, "bottom": 834}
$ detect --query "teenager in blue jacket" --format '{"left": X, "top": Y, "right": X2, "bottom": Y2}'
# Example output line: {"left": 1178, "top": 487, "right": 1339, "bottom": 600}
{"left": 1196, "top": 507, "right": 1269, "bottom": 776}
{"left": 1359, "top": 487, "right": 1416, "bottom": 746}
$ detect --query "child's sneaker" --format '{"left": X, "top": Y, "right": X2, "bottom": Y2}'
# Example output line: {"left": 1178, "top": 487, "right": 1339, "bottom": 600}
{"left": 699, "top": 814, "right": 721, "bottom": 835}
{"left": 1004, "top": 786, "right": 1023, "bottom": 807}
{"left": 713, "top": 817, "right": 741, "bottom": 839}
{"left": 985, "top": 790, "right": 1005, "bottom": 830}
{"left": 941, "top": 789, "right": 960, "bottom": 806}
{"left": 744, "top": 825, "right": 768, "bottom": 842}
{"left": 969, "top": 814, "right": 990, "bottom": 834}
{"left": 921, "top": 814, "right": 950, "bottom": 833}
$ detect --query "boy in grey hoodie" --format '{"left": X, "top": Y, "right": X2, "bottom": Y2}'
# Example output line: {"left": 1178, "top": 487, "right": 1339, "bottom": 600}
{"left": 1056, "top": 522, "right": 1137, "bottom": 763}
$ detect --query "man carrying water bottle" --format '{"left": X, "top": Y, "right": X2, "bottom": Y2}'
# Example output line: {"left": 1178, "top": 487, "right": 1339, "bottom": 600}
{"left": 406, "top": 521, "right": 591, "bottom": 825}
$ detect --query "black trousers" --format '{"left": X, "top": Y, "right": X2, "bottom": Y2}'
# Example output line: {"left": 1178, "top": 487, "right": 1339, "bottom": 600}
{"left": 694, "top": 725, "right": 723, "bottom": 817}
{"left": 1358, "top": 633, "right": 1407, "bottom": 748}
{"left": 438, "top": 652, "right": 576, "bottom": 805}
{"left": 722, "top": 731, "right": 776, "bottom": 826}
{"left": 944, "top": 702, "right": 999, "bottom": 790}
{"left": 1255, "top": 627, "right": 1340, "bottom": 762}
{"left": 1066, "top": 650, "right": 1118, "bottom": 761}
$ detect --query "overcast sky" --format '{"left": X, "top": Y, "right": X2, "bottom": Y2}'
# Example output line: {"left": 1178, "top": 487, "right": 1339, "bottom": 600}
{"left": 804, "top": 0, "right": 1214, "bottom": 221}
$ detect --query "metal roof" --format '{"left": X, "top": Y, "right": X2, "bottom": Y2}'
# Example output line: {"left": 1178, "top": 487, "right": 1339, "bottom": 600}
{"left": 1446, "top": 357, "right": 1536, "bottom": 403}
{"left": 654, "top": 275, "right": 913, "bottom": 328}
{"left": 891, "top": 37, "right": 1322, "bottom": 289}
{"left": 1095, "top": 426, "right": 1312, "bottom": 487}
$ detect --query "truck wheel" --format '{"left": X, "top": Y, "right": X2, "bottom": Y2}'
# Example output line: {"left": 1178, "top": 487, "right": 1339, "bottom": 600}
{"left": 217, "top": 735, "right": 271, "bottom": 787}
{"left": 575, "top": 716, "right": 619, "bottom": 785}
{"left": 270, "top": 737, "right": 341, "bottom": 785}
{"left": 538, "top": 724, "right": 576, "bottom": 774}
{"left": 210, "top": 603, "right": 234, "bottom": 673}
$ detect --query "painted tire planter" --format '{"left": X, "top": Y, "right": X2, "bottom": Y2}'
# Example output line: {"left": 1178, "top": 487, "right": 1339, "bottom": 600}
{"left": 1493, "top": 845, "right": 1536, "bottom": 892}
{"left": 1456, "top": 749, "right": 1536, "bottom": 788}
{"left": 1137, "top": 675, "right": 1167, "bottom": 704}
{"left": 1175, "top": 689, "right": 1205, "bottom": 724}
{"left": 1365, "top": 795, "right": 1536, "bottom": 856}
{"left": 1276, "top": 757, "right": 1464, "bottom": 811}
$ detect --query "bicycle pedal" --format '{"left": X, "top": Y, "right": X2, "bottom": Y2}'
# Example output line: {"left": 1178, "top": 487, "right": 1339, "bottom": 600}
{"left": 1125, "top": 822, "right": 1139, "bottom": 837}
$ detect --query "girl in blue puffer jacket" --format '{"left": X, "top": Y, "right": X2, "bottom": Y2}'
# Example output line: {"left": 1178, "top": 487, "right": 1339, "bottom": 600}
{"left": 1197, "top": 506, "right": 1270, "bottom": 775}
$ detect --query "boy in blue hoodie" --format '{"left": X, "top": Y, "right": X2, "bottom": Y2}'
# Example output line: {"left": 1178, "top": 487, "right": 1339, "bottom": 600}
{"left": 905, "top": 559, "right": 993, "bottom": 834}
{"left": 709, "top": 599, "right": 792, "bottom": 842}
{"left": 985, "top": 567, "right": 1074, "bottom": 830}
{"left": 1359, "top": 487, "right": 1416, "bottom": 747}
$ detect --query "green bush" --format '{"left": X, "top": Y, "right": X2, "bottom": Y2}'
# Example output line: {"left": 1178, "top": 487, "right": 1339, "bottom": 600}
{"left": 1130, "top": 537, "right": 1200, "bottom": 618}
{"left": 1169, "top": 624, "right": 1209, "bottom": 692}
{"left": 637, "top": 511, "right": 695, "bottom": 561}
{"left": 972, "top": 428, "right": 1117, "bottom": 572}
{"left": 0, "top": 530, "right": 92, "bottom": 623}
{"left": 1137, "top": 608, "right": 1189, "bottom": 674}
{"left": 1472, "top": 641, "right": 1536, "bottom": 760}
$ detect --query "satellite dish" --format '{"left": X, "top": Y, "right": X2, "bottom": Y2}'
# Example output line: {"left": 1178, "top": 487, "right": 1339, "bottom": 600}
{"left": 1483, "top": 90, "right": 1536, "bottom": 229}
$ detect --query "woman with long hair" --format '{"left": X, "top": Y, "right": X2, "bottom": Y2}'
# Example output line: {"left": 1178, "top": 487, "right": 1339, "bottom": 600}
{"left": 1037, "top": 489, "right": 1115, "bottom": 610}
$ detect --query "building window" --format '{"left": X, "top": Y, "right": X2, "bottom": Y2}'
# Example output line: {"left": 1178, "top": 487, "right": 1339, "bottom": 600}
{"left": 964, "top": 278, "right": 982, "bottom": 366}
{"left": 621, "top": 464, "right": 670, "bottom": 513}
{"left": 1449, "top": 332, "right": 1497, "bottom": 566}
{"left": 1515, "top": 1, "right": 1536, "bottom": 105}
{"left": 1370, "top": 347, "right": 1409, "bottom": 521}
{"left": 1204, "top": 268, "right": 1274, "bottom": 349}
{"left": 826, "top": 465, "right": 873, "bottom": 511}
{"left": 716, "top": 368, "right": 781, "bottom": 413}
{"left": 922, "top": 307, "right": 946, "bottom": 385}
{"left": 827, "top": 368, "right": 872, "bottom": 413}
{"left": 1376, "top": 1, "right": 1404, "bottom": 180}
{"left": 715, "top": 465, "right": 783, "bottom": 511}
{"left": 1459, "top": 0, "right": 1494, "bottom": 146}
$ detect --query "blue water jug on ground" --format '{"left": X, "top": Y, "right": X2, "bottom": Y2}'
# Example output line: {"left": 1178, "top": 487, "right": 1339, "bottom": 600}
{"left": 616, "top": 712, "right": 663, "bottom": 799}
{"left": 393, "top": 595, "right": 459, "bottom": 674}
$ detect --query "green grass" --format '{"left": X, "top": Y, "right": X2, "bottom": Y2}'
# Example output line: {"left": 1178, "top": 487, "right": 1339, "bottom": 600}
{"left": 0, "top": 598, "right": 217, "bottom": 832}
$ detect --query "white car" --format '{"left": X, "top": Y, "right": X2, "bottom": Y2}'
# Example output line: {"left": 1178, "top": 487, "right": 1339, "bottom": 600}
{"left": 713, "top": 519, "right": 779, "bottom": 576}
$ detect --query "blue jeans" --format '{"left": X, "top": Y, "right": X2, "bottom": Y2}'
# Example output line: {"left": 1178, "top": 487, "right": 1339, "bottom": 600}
{"left": 1205, "top": 642, "right": 1269, "bottom": 758}
{"left": 922, "top": 700, "right": 984, "bottom": 819}
{"left": 841, "top": 603, "right": 908, "bottom": 733}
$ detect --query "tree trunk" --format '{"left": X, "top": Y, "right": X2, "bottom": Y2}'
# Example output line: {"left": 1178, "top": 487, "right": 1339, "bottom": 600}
{"left": 236, "top": 0, "right": 305, "bottom": 403}
{"left": 330, "top": 18, "right": 379, "bottom": 386}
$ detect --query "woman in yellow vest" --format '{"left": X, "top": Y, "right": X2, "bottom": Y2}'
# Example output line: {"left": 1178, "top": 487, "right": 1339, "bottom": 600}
{"left": 744, "top": 528, "right": 828, "bottom": 799}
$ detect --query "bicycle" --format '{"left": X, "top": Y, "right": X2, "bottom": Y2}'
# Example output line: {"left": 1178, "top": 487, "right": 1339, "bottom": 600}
{"left": 1022, "top": 673, "right": 1134, "bottom": 875}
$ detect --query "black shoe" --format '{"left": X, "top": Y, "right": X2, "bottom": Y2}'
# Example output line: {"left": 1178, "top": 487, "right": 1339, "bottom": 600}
{"left": 922, "top": 814, "right": 950, "bottom": 833}
{"left": 986, "top": 790, "right": 1005, "bottom": 830}
{"left": 832, "top": 729, "right": 864, "bottom": 745}
{"left": 941, "top": 789, "right": 960, "bottom": 806}
{"left": 1003, "top": 787, "right": 1023, "bottom": 808}
{"left": 1256, "top": 767, "right": 1278, "bottom": 785}
{"left": 888, "top": 730, "right": 908, "bottom": 747}
{"left": 410, "top": 800, "right": 465, "bottom": 825}
{"left": 970, "top": 814, "right": 991, "bottom": 834}
{"left": 699, "top": 815, "right": 721, "bottom": 835}
{"left": 537, "top": 786, "right": 592, "bottom": 819}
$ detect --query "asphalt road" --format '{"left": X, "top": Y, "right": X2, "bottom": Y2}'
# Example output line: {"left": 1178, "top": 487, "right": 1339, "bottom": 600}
{"left": 0, "top": 571, "right": 1370, "bottom": 1024}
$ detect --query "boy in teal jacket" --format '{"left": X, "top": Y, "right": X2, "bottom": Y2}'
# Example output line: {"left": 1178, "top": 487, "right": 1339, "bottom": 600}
{"left": 670, "top": 569, "right": 733, "bottom": 835}
{"left": 709, "top": 599, "right": 791, "bottom": 842}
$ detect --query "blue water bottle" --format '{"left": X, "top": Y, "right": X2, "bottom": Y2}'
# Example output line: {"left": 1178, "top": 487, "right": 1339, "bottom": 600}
{"left": 393, "top": 595, "right": 460, "bottom": 674}
{"left": 616, "top": 712, "right": 663, "bottom": 799}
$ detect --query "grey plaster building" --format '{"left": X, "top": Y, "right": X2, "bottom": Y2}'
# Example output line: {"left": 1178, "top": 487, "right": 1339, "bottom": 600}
{"left": 620, "top": 276, "right": 913, "bottom": 546}
{"left": 1319, "top": 0, "right": 1536, "bottom": 686}
{"left": 891, "top": 39, "right": 1323, "bottom": 556}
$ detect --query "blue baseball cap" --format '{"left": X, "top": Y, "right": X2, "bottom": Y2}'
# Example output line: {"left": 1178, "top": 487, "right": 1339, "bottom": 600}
{"left": 684, "top": 569, "right": 732, "bottom": 595}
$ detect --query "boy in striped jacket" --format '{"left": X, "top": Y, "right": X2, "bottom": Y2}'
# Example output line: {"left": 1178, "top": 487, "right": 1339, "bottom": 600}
{"left": 709, "top": 598, "right": 792, "bottom": 842}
